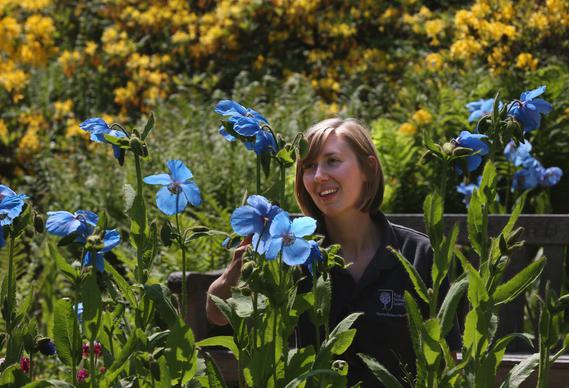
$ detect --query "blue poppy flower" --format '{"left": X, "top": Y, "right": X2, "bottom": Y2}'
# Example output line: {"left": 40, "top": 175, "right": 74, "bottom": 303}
{"left": 454, "top": 131, "right": 489, "bottom": 174}
{"left": 143, "top": 160, "right": 202, "bottom": 216}
{"left": 512, "top": 158, "right": 543, "bottom": 190}
{"left": 80, "top": 118, "right": 127, "bottom": 160}
{"left": 305, "top": 240, "right": 323, "bottom": 275}
{"left": 0, "top": 185, "right": 28, "bottom": 248}
{"left": 456, "top": 181, "right": 478, "bottom": 207}
{"left": 0, "top": 185, "right": 28, "bottom": 225}
{"left": 230, "top": 195, "right": 281, "bottom": 253}
{"left": 504, "top": 140, "right": 533, "bottom": 167}
{"left": 83, "top": 229, "right": 121, "bottom": 272}
{"left": 507, "top": 86, "right": 552, "bottom": 133}
{"left": 539, "top": 167, "right": 563, "bottom": 187}
{"left": 46, "top": 210, "right": 98, "bottom": 243}
{"left": 264, "top": 212, "right": 317, "bottom": 266}
{"left": 215, "top": 100, "right": 276, "bottom": 155}
{"left": 466, "top": 98, "right": 503, "bottom": 123}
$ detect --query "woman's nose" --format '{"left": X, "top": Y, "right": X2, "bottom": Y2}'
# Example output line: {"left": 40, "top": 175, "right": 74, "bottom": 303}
{"left": 314, "top": 165, "right": 328, "bottom": 182}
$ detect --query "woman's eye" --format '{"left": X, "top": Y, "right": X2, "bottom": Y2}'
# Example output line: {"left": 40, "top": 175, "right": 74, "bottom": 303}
{"left": 304, "top": 163, "right": 316, "bottom": 170}
{"left": 328, "top": 158, "right": 339, "bottom": 165}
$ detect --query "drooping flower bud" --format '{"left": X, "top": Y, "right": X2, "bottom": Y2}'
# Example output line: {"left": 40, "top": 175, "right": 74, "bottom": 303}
{"left": 442, "top": 142, "right": 456, "bottom": 155}
{"left": 37, "top": 337, "right": 56, "bottom": 356}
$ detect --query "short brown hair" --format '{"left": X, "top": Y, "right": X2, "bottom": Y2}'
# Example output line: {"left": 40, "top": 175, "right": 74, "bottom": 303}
{"left": 294, "top": 118, "right": 384, "bottom": 222}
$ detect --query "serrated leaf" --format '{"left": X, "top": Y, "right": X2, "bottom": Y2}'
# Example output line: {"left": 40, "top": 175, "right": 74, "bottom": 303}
{"left": 357, "top": 353, "right": 403, "bottom": 388}
{"left": 49, "top": 243, "right": 77, "bottom": 283}
{"left": 53, "top": 299, "right": 75, "bottom": 367}
{"left": 493, "top": 257, "right": 545, "bottom": 305}
{"left": 329, "top": 329, "right": 357, "bottom": 355}
{"left": 144, "top": 284, "right": 180, "bottom": 329}
{"left": 389, "top": 247, "right": 429, "bottom": 303}
{"left": 201, "top": 350, "right": 228, "bottom": 388}
{"left": 102, "top": 329, "right": 145, "bottom": 384}
{"left": 104, "top": 259, "right": 136, "bottom": 307}
{"left": 438, "top": 277, "right": 468, "bottom": 337}
{"left": 196, "top": 336, "right": 239, "bottom": 360}
{"left": 498, "top": 353, "right": 539, "bottom": 388}
{"left": 141, "top": 112, "right": 155, "bottom": 140}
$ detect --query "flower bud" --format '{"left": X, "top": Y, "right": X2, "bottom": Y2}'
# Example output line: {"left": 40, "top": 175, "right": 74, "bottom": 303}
{"left": 129, "top": 136, "right": 144, "bottom": 156}
{"left": 160, "top": 220, "right": 173, "bottom": 247}
{"left": 37, "top": 337, "right": 56, "bottom": 356}
{"left": 241, "top": 261, "right": 256, "bottom": 280}
{"left": 442, "top": 142, "right": 456, "bottom": 155}
{"left": 86, "top": 234, "right": 104, "bottom": 251}
{"left": 33, "top": 212, "right": 44, "bottom": 233}
{"left": 299, "top": 137, "right": 309, "bottom": 158}
{"left": 20, "top": 357, "right": 30, "bottom": 373}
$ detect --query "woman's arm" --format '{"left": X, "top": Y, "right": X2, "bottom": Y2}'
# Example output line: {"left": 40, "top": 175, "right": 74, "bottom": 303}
{"left": 205, "top": 237, "right": 251, "bottom": 326}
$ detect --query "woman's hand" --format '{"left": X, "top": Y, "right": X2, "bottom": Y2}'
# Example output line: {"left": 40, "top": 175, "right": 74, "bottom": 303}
{"left": 205, "top": 236, "right": 252, "bottom": 326}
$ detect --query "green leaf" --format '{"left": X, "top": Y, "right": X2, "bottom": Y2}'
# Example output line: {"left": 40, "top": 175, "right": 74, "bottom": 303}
{"left": 141, "top": 111, "right": 155, "bottom": 140}
{"left": 467, "top": 190, "right": 484, "bottom": 257}
{"left": 357, "top": 353, "right": 403, "bottom": 388}
{"left": 276, "top": 147, "right": 295, "bottom": 166}
{"left": 166, "top": 323, "right": 197, "bottom": 385}
{"left": 285, "top": 346, "right": 315, "bottom": 383}
{"left": 438, "top": 277, "right": 468, "bottom": 337}
{"left": 196, "top": 336, "right": 239, "bottom": 360}
{"left": 478, "top": 333, "right": 533, "bottom": 387}
{"left": 493, "top": 257, "right": 546, "bottom": 305}
{"left": 129, "top": 192, "right": 148, "bottom": 252}
{"left": 0, "top": 364, "right": 30, "bottom": 386}
{"left": 492, "top": 90, "right": 501, "bottom": 126}
{"left": 144, "top": 284, "right": 180, "bottom": 329}
{"left": 423, "top": 192, "right": 443, "bottom": 248}
{"left": 328, "top": 312, "right": 363, "bottom": 339}
{"left": 49, "top": 243, "right": 77, "bottom": 283}
{"left": 53, "top": 299, "right": 75, "bottom": 367}
{"left": 314, "top": 275, "right": 331, "bottom": 327}
{"left": 403, "top": 291, "right": 424, "bottom": 360}
{"left": 102, "top": 329, "right": 145, "bottom": 384}
{"left": 432, "top": 223, "right": 459, "bottom": 291}
{"left": 23, "top": 380, "right": 75, "bottom": 387}
{"left": 209, "top": 294, "right": 237, "bottom": 330}
{"left": 284, "top": 370, "right": 339, "bottom": 388}
{"left": 156, "top": 356, "right": 172, "bottom": 388}
{"left": 103, "top": 134, "right": 130, "bottom": 148}
{"left": 498, "top": 353, "right": 539, "bottom": 388}
{"left": 81, "top": 269, "right": 102, "bottom": 323}
{"left": 502, "top": 192, "right": 527, "bottom": 237}
{"left": 389, "top": 246, "right": 429, "bottom": 303}
{"left": 329, "top": 329, "right": 357, "bottom": 355}
{"left": 104, "top": 259, "right": 137, "bottom": 307}
{"left": 201, "top": 350, "right": 228, "bottom": 388}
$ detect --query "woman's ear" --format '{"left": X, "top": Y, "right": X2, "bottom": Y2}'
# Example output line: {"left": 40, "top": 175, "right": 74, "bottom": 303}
{"left": 368, "top": 155, "right": 379, "bottom": 172}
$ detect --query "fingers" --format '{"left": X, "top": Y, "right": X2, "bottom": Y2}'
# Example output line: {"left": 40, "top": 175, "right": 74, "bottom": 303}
{"left": 233, "top": 235, "right": 253, "bottom": 262}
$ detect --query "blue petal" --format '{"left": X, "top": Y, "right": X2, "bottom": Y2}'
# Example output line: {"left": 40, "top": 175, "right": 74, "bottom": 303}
{"left": 231, "top": 206, "right": 264, "bottom": 236}
{"left": 248, "top": 109, "right": 270, "bottom": 125}
{"left": 219, "top": 125, "right": 236, "bottom": 142}
{"left": 291, "top": 216, "right": 317, "bottom": 237}
{"left": 520, "top": 86, "right": 546, "bottom": 102}
{"left": 181, "top": 181, "right": 202, "bottom": 207}
{"left": 254, "top": 130, "right": 277, "bottom": 155}
{"left": 265, "top": 237, "right": 283, "bottom": 260}
{"left": 215, "top": 100, "right": 248, "bottom": 117}
{"left": 80, "top": 118, "right": 110, "bottom": 140}
{"left": 466, "top": 154, "right": 482, "bottom": 172}
{"left": 46, "top": 211, "right": 81, "bottom": 236}
{"left": 246, "top": 195, "right": 272, "bottom": 216}
{"left": 75, "top": 210, "right": 98, "bottom": 227}
{"left": 233, "top": 117, "right": 261, "bottom": 137}
{"left": 156, "top": 186, "right": 188, "bottom": 216}
{"left": 0, "top": 195, "right": 26, "bottom": 222}
{"left": 282, "top": 238, "right": 311, "bottom": 266}
{"left": 0, "top": 228, "right": 4, "bottom": 248}
{"left": 252, "top": 231, "right": 270, "bottom": 254}
{"left": 143, "top": 174, "right": 172, "bottom": 185}
{"left": 529, "top": 98, "right": 552, "bottom": 114}
{"left": 0, "top": 185, "right": 17, "bottom": 197}
{"left": 167, "top": 160, "right": 193, "bottom": 182}
{"left": 269, "top": 212, "right": 291, "bottom": 237}
{"left": 101, "top": 229, "right": 121, "bottom": 252}
{"left": 112, "top": 145, "right": 122, "bottom": 159}
{"left": 468, "top": 111, "right": 482, "bottom": 123}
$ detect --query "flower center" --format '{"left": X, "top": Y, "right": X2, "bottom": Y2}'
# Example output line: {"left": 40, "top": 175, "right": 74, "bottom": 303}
{"left": 282, "top": 233, "right": 296, "bottom": 246}
{"left": 168, "top": 182, "right": 182, "bottom": 194}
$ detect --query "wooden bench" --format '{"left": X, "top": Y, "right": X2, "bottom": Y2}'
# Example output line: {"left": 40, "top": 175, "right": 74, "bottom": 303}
{"left": 168, "top": 214, "right": 569, "bottom": 385}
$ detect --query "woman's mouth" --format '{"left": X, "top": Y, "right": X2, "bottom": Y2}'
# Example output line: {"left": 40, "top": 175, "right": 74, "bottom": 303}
{"left": 318, "top": 188, "right": 339, "bottom": 198}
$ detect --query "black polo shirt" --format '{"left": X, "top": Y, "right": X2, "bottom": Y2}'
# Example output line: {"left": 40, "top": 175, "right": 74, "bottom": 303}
{"left": 297, "top": 212, "right": 461, "bottom": 387}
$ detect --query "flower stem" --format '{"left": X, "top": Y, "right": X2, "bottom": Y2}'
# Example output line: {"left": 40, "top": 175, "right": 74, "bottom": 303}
{"left": 6, "top": 232, "right": 15, "bottom": 338}
{"left": 256, "top": 155, "right": 261, "bottom": 193}
{"left": 89, "top": 339, "right": 96, "bottom": 388}
{"left": 175, "top": 196, "right": 187, "bottom": 320}
{"left": 280, "top": 162, "right": 286, "bottom": 207}
{"left": 134, "top": 154, "right": 144, "bottom": 284}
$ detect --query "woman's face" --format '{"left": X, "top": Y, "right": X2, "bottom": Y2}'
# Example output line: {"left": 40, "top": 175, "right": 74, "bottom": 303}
{"left": 302, "top": 132, "right": 368, "bottom": 219}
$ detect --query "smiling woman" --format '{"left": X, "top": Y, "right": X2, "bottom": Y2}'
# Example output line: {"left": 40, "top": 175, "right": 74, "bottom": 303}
{"left": 293, "top": 118, "right": 460, "bottom": 387}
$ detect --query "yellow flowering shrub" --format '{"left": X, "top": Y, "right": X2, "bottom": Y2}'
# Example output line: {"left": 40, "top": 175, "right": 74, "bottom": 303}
{"left": 399, "top": 122, "right": 417, "bottom": 136}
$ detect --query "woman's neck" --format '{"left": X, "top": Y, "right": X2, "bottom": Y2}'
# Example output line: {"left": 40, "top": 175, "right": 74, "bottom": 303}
{"left": 324, "top": 210, "right": 380, "bottom": 262}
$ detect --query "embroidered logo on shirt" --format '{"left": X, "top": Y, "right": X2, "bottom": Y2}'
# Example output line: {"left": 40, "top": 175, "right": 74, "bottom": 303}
{"left": 377, "top": 289, "right": 406, "bottom": 317}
